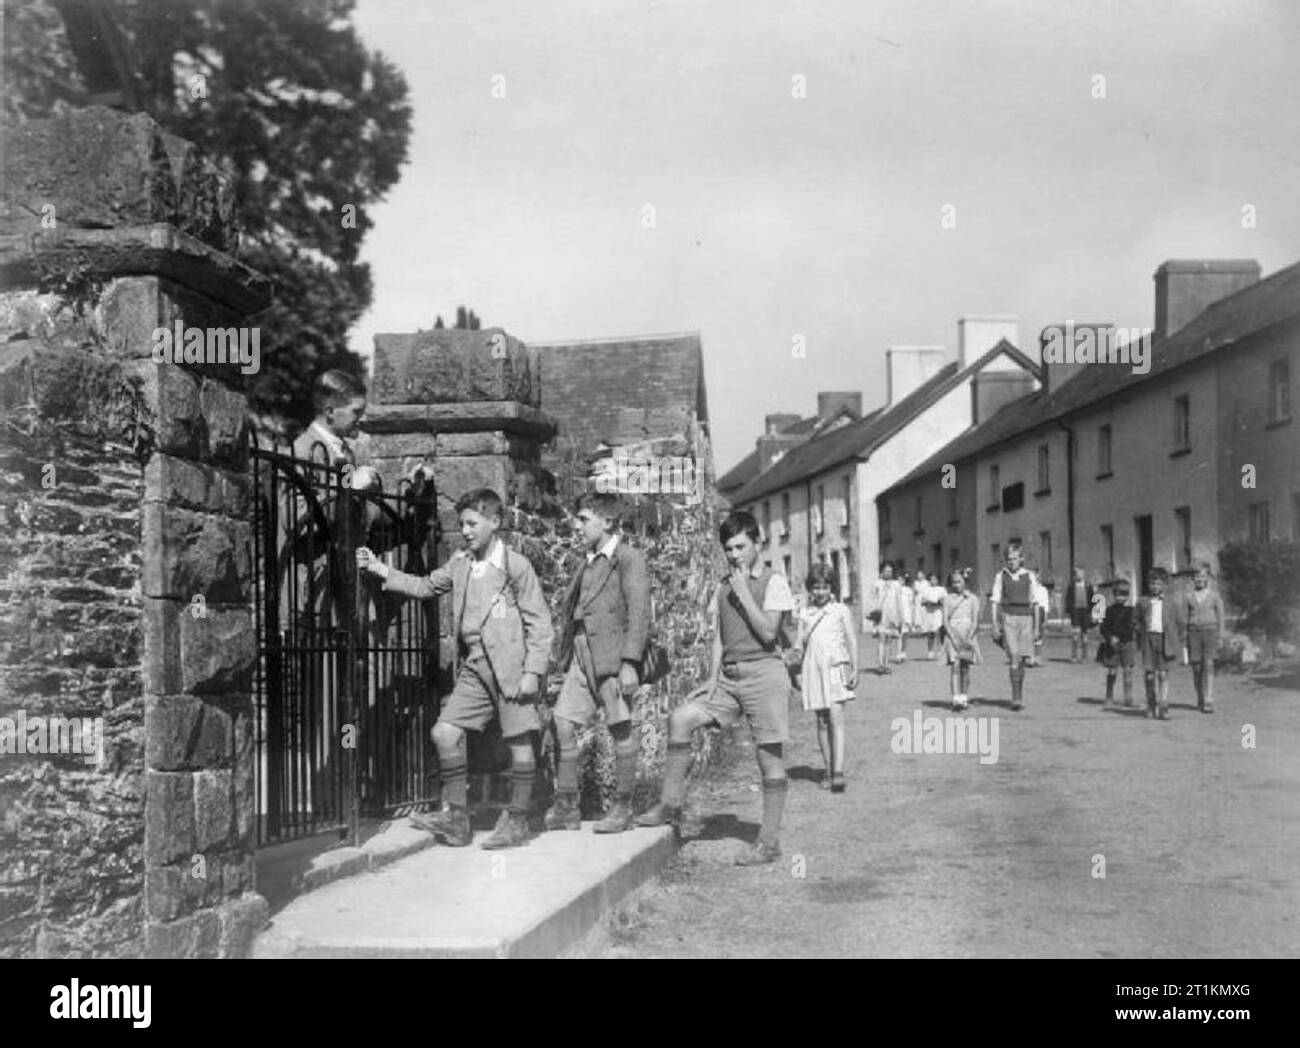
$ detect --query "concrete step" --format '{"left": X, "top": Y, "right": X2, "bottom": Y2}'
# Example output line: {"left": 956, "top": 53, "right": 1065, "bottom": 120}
{"left": 252, "top": 821, "right": 675, "bottom": 958}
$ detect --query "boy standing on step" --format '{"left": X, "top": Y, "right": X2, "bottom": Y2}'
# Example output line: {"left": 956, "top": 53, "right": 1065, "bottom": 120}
{"left": 356, "top": 488, "right": 553, "bottom": 850}
{"left": 989, "top": 541, "right": 1041, "bottom": 711}
{"left": 546, "top": 493, "right": 652, "bottom": 834}
{"left": 636, "top": 511, "right": 795, "bottom": 866}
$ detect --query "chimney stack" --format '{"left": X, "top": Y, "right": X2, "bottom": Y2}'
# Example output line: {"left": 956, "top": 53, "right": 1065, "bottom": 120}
{"left": 1039, "top": 322, "right": 1116, "bottom": 393}
{"left": 764, "top": 412, "right": 800, "bottom": 436}
{"left": 957, "top": 315, "right": 1021, "bottom": 369}
{"left": 886, "top": 346, "right": 949, "bottom": 407}
{"left": 1154, "top": 260, "right": 1260, "bottom": 339}
{"left": 816, "top": 391, "right": 862, "bottom": 420}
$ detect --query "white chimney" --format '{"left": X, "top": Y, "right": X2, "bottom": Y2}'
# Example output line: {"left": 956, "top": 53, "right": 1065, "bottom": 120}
{"left": 885, "top": 346, "right": 949, "bottom": 407}
{"left": 957, "top": 315, "right": 1022, "bottom": 369}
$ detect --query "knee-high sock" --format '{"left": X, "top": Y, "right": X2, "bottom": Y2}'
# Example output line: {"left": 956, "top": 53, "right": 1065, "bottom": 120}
{"left": 439, "top": 748, "right": 468, "bottom": 809}
{"left": 661, "top": 741, "right": 693, "bottom": 808}
{"left": 613, "top": 734, "right": 639, "bottom": 797}
{"left": 760, "top": 778, "right": 788, "bottom": 844}
{"left": 555, "top": 732, "right": 579, "bottom": 794}
{"left": 509, "top": 753, "right": 536, "bottom": 814}
{"left": 1105, "top": 672, "right": 1115, "bottom": 701}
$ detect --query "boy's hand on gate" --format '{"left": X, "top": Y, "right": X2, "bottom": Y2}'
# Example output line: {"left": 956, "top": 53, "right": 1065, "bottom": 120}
{"left": 518, "top": 671, "right": 540, "bottom": 699}
{"left": 355, "top": 546, "right": 389, "bottom": 579}
{"left": 619, "top": 662, "right": 640, "bottom": 697}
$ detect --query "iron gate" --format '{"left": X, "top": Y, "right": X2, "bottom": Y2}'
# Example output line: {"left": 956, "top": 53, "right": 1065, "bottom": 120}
{"left": 251, "top": 432, "right": 442, "bottom": 847}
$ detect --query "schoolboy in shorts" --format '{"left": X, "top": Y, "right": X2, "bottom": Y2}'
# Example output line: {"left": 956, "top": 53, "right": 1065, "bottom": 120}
{"left": 547, "top": 493, "right": 652, "bottom": 834}
{"left": 636, "top": 511, "right": 795, "bottom": 865}
{"left": 989, "top": 541, "right": 1042, "bottom": 711}
{"left": 356, "top": 488, "right": 553, "bottom": 849}
{"left": 1137, "top": 568, "right": 1185, "bottom": 720}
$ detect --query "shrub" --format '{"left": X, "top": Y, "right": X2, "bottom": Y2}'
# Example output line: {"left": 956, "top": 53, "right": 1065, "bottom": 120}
{"left": 1218, "top": 539, "right": 1300, "bottom": 641}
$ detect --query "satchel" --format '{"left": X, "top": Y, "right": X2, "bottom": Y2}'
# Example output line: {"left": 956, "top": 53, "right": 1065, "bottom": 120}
{"left": 640, "top": 638, "right": 671, "bottom": 686}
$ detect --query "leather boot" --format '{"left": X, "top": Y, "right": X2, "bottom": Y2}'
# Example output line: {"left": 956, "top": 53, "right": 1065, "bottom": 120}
{"left": 593, "top": 797, "right": 633, "bottom": 834}
{"left": 543, "top": 791, "right": 581, "bottom": 831}
{"left": 410, "top": 804, "right": 472, "bottom": 847}
{"left": 634, "top": 802, "right": 680, "bottom": 828}
{"left": 481, "top": 808, "right": 530, "bottom": 850}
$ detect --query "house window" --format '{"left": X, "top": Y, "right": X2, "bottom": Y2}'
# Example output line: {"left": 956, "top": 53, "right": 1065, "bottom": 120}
{"left": 781, "top": 492, "right": 791, "bottom": 537}
{"left": 1293, "top": 494, "right": 1300, "bottom": 541}
{"left": 840, "top": 475, "right": 852, "bottom": 527}
{"left": 913, "top": 495, "right": 924, "bottom": 535}
{"left": 1271, "top": 360, "right": 1292, "bottom": 423}
{"left": 947, "top": 487, "right": 959, "bottom": 524}
{"left": 931, "top": 543, "right": 942, "bottom": 577}
{"left": 841, "top": 547, "right": 853, "bottom": 601}
{"left": 916, "top": 556, "right": 925, "bottom": 576}
{"left": 762, "top": 500, "right": 772, "bottom": 544}
{"left": 1174, "top": 506, "right": 1192, "bottom": 572}
{"left": 1173, "top": 395, "right": 1191, "bottom": 452}
{"left": 1002, "top": 482, "right": 1025, "bottom": 512}
{"left": 987, "top": 464, "right": 1001, "bottom": 511}
{"left": 1038, "top": 531, "right": 1052, "bottom": 573}
{"left": 1101, "top": 524, "right": 1115, "bottom": 579}
{"left": 880, "top": 502, "right": 892, "bottom": 544}
{"left": 1098, "top": 424, "right": 1113, "bottom": 477}
{"left": 990, "top": 543, "right": 1001, "bottom": 578}
{"left": 782, "top": 554, "right": 792, "bottom": 579}
{"left": 816, "top": 484, "right": 826, "bottom": 537}
{"left": 950, "top": 548, "right": 960, "bottom": 579}
{"left": 1036, "top": 443, "right": 1050, "bottom": 494}
{"left": 1249, "top": 502, "right": 1271, "bottom": 542}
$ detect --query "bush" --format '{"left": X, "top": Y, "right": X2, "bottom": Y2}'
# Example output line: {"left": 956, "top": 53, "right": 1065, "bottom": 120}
{"left": 1218, "top": 539, "right": 1300, "bottom": 641}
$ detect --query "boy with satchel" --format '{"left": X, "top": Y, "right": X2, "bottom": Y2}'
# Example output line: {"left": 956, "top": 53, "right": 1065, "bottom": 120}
{"left": 546, "top": 493, "right": 653, "bottom": 834}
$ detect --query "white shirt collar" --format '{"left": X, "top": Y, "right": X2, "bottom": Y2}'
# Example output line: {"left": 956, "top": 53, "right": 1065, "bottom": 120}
{"left": 471, "top": 537, "right": 507, "bottom": 576}
{"left": 586, "top": 533, "right": 620, "bottom": 564}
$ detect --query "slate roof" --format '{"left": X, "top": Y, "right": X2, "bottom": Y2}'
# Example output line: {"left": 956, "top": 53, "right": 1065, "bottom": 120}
{"left": 732, "top": 339, "right": 1040, "bottom": 504}
{"left": 883, "top": 259, "right": 1300, "bottom": 495}
{"left": 533, "top": 332, "right": 708, "bottom": 453}
{"left": 716, "top": 413, "right": 853, "bottom": 495}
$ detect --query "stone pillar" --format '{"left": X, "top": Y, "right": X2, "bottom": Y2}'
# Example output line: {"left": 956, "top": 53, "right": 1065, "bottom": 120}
{"left": 363, "top": 327, "right": 558, "bottom": 552}
{"left": 0, "top": 107, "right": 268, "bottom": 958}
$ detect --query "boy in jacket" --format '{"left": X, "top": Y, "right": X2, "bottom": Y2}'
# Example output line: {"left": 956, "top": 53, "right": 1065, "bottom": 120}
{"left": 356, "top": 488, "right": 553, "bottom": 849}
{"left": 547, "top": 493, "right": 652, "bottom": 833}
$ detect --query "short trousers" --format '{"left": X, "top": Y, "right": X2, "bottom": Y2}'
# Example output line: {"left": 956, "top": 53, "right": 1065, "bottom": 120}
{"left": 553, "top": 630, "right": 632, "bottom": 727}
{"left": 437, "top": 655, "right": 540, "bottom": 738}
{"left": 1070, "top": 608, "right": 1095, "bottom": 631}
{"left": 1000, "top": 614, "right": 1035, "bottom": 662}
{"left": 1186, "top": 625, "right": 1219, "bottom": 666}
{"left": 1140, "top": 632, "right": 1175, "bottom": 669}
{"left": 695, "top": 657, "right": 791, "bottom": 746}
{"left": 1099, "top": 640, "right": 1136, "bottom": 669}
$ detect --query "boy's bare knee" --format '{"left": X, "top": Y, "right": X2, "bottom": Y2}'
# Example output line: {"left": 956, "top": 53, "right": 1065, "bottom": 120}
{"left": 431, "top": 721, "right": 462, "bottom": 751}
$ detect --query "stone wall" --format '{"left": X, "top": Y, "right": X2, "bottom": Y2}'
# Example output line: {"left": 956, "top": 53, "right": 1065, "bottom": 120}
{"left": 0, "top": 107, "right": 267, "bottom": 957}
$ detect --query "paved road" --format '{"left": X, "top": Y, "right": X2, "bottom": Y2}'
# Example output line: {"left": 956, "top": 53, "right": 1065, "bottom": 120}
{"left": 593, "top": 638, "right": 1300, "bottom": 957}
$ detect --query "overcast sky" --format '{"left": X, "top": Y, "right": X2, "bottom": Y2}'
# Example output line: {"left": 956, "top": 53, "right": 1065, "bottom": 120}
{"left": 348, "top": 0, "right": 1300, "bottom": 474}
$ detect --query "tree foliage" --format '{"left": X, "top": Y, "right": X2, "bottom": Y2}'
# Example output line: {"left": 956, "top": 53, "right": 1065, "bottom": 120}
{"left": 3, "top": 0, "right": 412, "bottom": 427}
{"left": 1218, "top": 539, "right": 1300, "bottom": 640}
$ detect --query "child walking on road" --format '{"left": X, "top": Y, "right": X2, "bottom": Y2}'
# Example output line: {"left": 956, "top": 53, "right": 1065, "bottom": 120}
{"left": 1098, "top": 580, "right": 1138, "bottom": 709}
{"left": 1185, "top": 563, "right": 1226, "bottom": 713}
{"left": 796, "top": 563, "right": 857, "bottom": 792}
{"left": 942, "top": 569, "right": 982, "bottom": 711}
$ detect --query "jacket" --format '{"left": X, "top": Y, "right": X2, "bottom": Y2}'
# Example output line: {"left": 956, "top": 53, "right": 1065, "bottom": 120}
{"left": 557, "top": 540, "right": 652, "bottom": 679}
{"left": 383, "top": 543, "right": 554, "bottom": 699}
{"left": 1136, "top": 594, "right": 1187, "bottom": 659}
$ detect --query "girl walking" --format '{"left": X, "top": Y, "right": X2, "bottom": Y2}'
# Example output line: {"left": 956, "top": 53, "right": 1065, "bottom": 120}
{"left": 941, "top": 569, "right": 982, "bottom": 710}
{"left": 797, "top": 563, "right": 858, "bottom": 792}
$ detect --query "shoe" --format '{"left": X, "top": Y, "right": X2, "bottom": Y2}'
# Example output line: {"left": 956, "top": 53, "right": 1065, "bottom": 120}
{"left": 1010, "top": 700, "right": 1024, "bottom": 711}
{"left": 818, "top": 775, "right": 832, "bottom": 790}
{"left": 1202, "top": 703, "right": 1215, "bottom": 714}
{"left": 1145, "top": 705, "right": 1155, "bottom": 719}
{"left": 543, "top": 792, "right": 581, "bottom": 831}
{"left": 593, "top": 799, "right": 633, "bottom": 834}
{"left": 634, "top": 802, "right": 680, "bottom": 828}
{"left": 1158, "top": 705, "right": 1170, "bottom": 720}
{"left": 734, "top": 839, "right": 782, "bottom": 866}
{"left": 410, "top": 805, "right": 472, "bottom": 847}
{"left": 481, "top": 808, "right": 530, "bottom": 850}
{"left": 830, "top": 773, "right": 846, "bottom": 794}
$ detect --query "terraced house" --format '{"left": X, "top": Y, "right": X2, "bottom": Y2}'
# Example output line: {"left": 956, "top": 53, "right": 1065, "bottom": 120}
{"left": 729, "top": 317, "right": 1039, "bottom": 611}
{"left": 878, "top": 258, "right": 1300, "bottom": 615}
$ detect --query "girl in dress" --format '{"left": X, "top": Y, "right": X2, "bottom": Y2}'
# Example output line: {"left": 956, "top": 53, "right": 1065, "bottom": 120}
{"left": 916, "top": 572, "right": 945, "bottom": 659}
{"left": 898, "top": 573, "right": 916, "bottom": 661}
{"left": 797, "top": 563, "right": 858, "bottom": 792}
{"left": 867, "top": 562, "right": 906, "bottom": 673}
{"left": 941, "top": 568, "right": 982, "bottom": 710}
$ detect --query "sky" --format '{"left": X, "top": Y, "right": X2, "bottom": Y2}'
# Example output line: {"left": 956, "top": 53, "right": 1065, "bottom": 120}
{"left": 348, "top": 0, "right": 1300, "bottom": 474}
